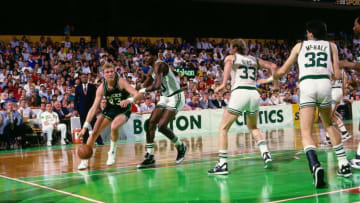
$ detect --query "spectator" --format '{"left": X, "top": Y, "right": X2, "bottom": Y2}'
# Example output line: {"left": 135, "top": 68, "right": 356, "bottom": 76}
{"left": 200, "top": 93, "right": 214, "bottom": 109}
{"left": 39, "top": 103, "right": 67, "bottom": 146}
{"left": 53, "top": 101, "right": 72, "bottom": 120}
{"left": 140, "top": 96, "right": 155, "bottom": 114}
{"left": 270, "top": 91, "right": 284, "bottom": 105}
{"left": 4, "top": 91, "right": 18, "bottom": 104}
{"left": 187, "top": 93, "right": 202, "bottom": 110}
{"left": 259, "top": 92, "right": 272, "bottom": 106}
{"left": 18, "top": 99, "right": 36, "bottom": 119}
{"left": 75, "top": 73, "right": 103, "bottom": 145}
{"left": 283, "top": 93, "right": 294, "bottom": 104}
{"left": 0, "top": 101, "right": 24, "bottom": 149}
{"left": 211, "top": 93, "right": 226, "bottom": 108}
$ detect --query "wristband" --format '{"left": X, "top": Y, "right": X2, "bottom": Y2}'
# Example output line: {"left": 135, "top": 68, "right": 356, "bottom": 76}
{"left": 139, "top": 88, "right": 146, "bottom": 93}
{"left": 84, "top": 122, "right": 92, "bottom": 131}
{"left": 267, "top": 76, "right": 274, "bottom": 83}
{"left": 127, "top": 97, "right": 134, "bottom": 103}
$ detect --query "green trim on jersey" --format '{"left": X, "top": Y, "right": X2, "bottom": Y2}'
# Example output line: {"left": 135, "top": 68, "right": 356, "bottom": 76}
{"left": 166, "top": 89, "right": 183, "bottom": 97}
{"left": 299, "top": 74, "right": 330, "bottom": 82}
{"left": 231, "top": 86, "right": 257, "bottom": 92}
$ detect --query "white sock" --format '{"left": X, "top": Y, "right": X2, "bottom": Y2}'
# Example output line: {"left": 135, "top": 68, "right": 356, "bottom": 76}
{"left": 333, "top": 143, "right": 349, "bottom": 167}
{"left": 325, "top": 132, "right": 330, "bottom": 138}
{"left": 110, "top": 140, "right": 117, "bottom": 153}
{"left": 357, "top": 143, "right": 360, "bottom": 157}
{"left": 257, "top": 140, "right": 269, "bottom": 155}
{"left": 219, "top": 150, "right": 228, "bottom": 165}
{"left": 146, "top": 143, "right": 154, "bottom": 155}
{"left": 337, "top": 122, "right": 347, "bottom": 133}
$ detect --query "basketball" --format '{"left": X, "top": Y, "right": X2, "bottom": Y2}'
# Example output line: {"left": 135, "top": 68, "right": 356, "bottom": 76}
{"left": 78, "top": 144, "right": 93, "bottom": 159}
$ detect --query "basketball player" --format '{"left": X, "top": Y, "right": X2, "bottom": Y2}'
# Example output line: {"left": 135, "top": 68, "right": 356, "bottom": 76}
{"left": 208, "top": 39, "right": 276, "bottom": 175}
{"left": 266, "top": 20, "right": 351, "bottom": 188}
{"left": 348, "top": 15, "right": 360, "bottom": 169}
{"left": 137, "top": 48, "right": 187, "bottom": 169}
{"left": 78, "top": 63, "right": 143, "bottom": 170}
{"left": 324, "top": 69, "right": 351, "bottom": 145}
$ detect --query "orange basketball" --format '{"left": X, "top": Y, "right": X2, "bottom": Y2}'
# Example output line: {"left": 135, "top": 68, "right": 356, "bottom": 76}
{"left": 78, "top": 144, "right": 93, "bottom": 159}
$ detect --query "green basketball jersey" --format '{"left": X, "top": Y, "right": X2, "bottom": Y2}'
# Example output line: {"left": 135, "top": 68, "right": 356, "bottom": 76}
{"left": 103, "top": 74, "right": 130, "bottom": 107}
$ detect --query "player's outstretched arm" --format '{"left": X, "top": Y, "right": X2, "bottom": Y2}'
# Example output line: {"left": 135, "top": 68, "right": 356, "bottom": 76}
{"left": 274, "top": 43, "right": 301, "bottom": 80}
{"left": 119, "top": 78, "right": 144, "bottom": 108}
{"left": 142, "top": 69, "right": 154, "bottom": 88}
{"left": 145, "top": 63, "right": 166, "bottom": 92}
{"left": 340, "top": 60, "right": 360, "bottom": 70}
{"left": 257, "top": 58, "right": 279, "bottom": 89}
{"left": 80, "top": 84, "right": 104, "bottom": 136}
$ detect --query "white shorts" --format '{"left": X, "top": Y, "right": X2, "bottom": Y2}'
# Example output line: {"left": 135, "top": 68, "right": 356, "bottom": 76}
{"left": 227, "top": 87, "right": 259, "bottom": 115}
{"left": 157, "top": 91, "right": 185, "bottom": 113}
{"left": 299, "top": 79, "right": 332, "bottom": 109}
{"left": 331, "top": 87, "right": 343, "bottom": 104}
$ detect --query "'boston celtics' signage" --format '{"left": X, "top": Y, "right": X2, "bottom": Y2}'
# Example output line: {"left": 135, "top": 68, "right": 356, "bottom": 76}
{"left": 125, "top": 105, "right": 293, "bottom": 141}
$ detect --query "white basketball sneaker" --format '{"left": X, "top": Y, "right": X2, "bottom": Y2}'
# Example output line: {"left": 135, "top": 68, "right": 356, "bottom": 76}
{"left": 106, "top": 150, "right": 116, "bottom": 166}
{"left": 78, "top": 160, "right": 89, "bottom": 170}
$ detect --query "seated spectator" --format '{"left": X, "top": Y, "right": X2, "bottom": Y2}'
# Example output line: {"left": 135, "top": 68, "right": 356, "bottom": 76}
{"left": 211, "top": 93, "right": 226, "bottom": 108}
{"left": 187, "top": 93, "right": 201, "bottom": 110}
{"left": 18, "top": 99, "right": 36, "bottom": 119}
{"left": 140, "top": 96, "right": 155, "bottom": 114}
{"left": 259, "top": 92, "right": 272, "bottom": 106}
{"left": 4, "top": 90, "right": 18, "bottom": 104}
{"left": 37, "top": 102, "right": 47, "bottom": 119}
{"left": 39, "top": 103, "right": 67, "bottom": 146}
{"left": 53, "top": 101, "right": 72, "bottom": 120}
{"left": 222, "top": 91, "right": 230, "bottom": 106}
{"left": 200, "top": 93, "right": 214, "bottom": 109}
{"left": 0, "top": 101, "right": 25, "bottom": 149}
{"left": 131, "top": 99, "right": 141, "bottom": 113}
{"left": 141, "top": 62, "right": 151, "bottom": 74}
{"left": 283, "top": 93, "right": 294, "bottom": 104}
{"left": 270, "top": 91, "right": 284, "bottom": 105}
{"left": 28, "top": 96, "right": 38, "bottom": 108}
{"left": 291, "top": 88, "right": 299, "bottom": 104}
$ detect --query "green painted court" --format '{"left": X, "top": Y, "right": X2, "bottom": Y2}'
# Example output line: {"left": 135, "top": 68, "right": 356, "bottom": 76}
{"left": 1, "top": 123, "right": 360, "bottom": 202}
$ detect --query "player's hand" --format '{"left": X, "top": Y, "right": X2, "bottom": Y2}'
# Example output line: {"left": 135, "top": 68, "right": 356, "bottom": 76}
{"left": 120, "top": 99, "right": 130, "bottom": 108}
{"left": 257, "top": 78, "right": 271, "bottom": 85}
{"left": 79, "top": 128, "right": 87, "bottom": 138}
{"left": 215, "top": 84, "right": 225, "bottom": 93}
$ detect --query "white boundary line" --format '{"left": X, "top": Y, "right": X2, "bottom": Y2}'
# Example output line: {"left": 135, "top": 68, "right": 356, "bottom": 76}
{"left": 269, "top": 186, "right": 360, "bottom": 203}
{"left": 0, "top": 175, "right": 104, "bottom": 203}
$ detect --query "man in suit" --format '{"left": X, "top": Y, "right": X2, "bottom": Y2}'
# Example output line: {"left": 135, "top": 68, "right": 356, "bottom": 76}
{"left": 211, "top": 93, "right": 226, "bottom": 108}
{"left": 75, "top": 74, "right": 104, "bottom": 145}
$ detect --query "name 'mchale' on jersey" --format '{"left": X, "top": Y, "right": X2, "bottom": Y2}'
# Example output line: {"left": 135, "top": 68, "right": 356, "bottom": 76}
{"left": 298, "top": 40, "right": 333, "bottom": 82}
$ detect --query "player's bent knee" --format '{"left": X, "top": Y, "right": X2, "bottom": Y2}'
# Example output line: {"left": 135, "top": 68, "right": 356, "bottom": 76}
{"left": 158, "top": 123, "right": 167, "bottom": 132}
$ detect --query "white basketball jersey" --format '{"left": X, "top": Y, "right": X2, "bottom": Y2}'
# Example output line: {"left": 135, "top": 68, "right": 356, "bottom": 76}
{"left": 230, "top": 53, "right": 258, "bottom": 90}
{"left": 298, "top": 40, "right": 333, "bottom": 81}
{"left": 152, "top": 60, "right": 181, "bottom": 96}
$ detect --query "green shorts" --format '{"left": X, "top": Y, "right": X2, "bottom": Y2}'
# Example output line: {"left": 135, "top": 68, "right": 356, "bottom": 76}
{"left": 101, "top": 104, "right": 131, "bottom": 121}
